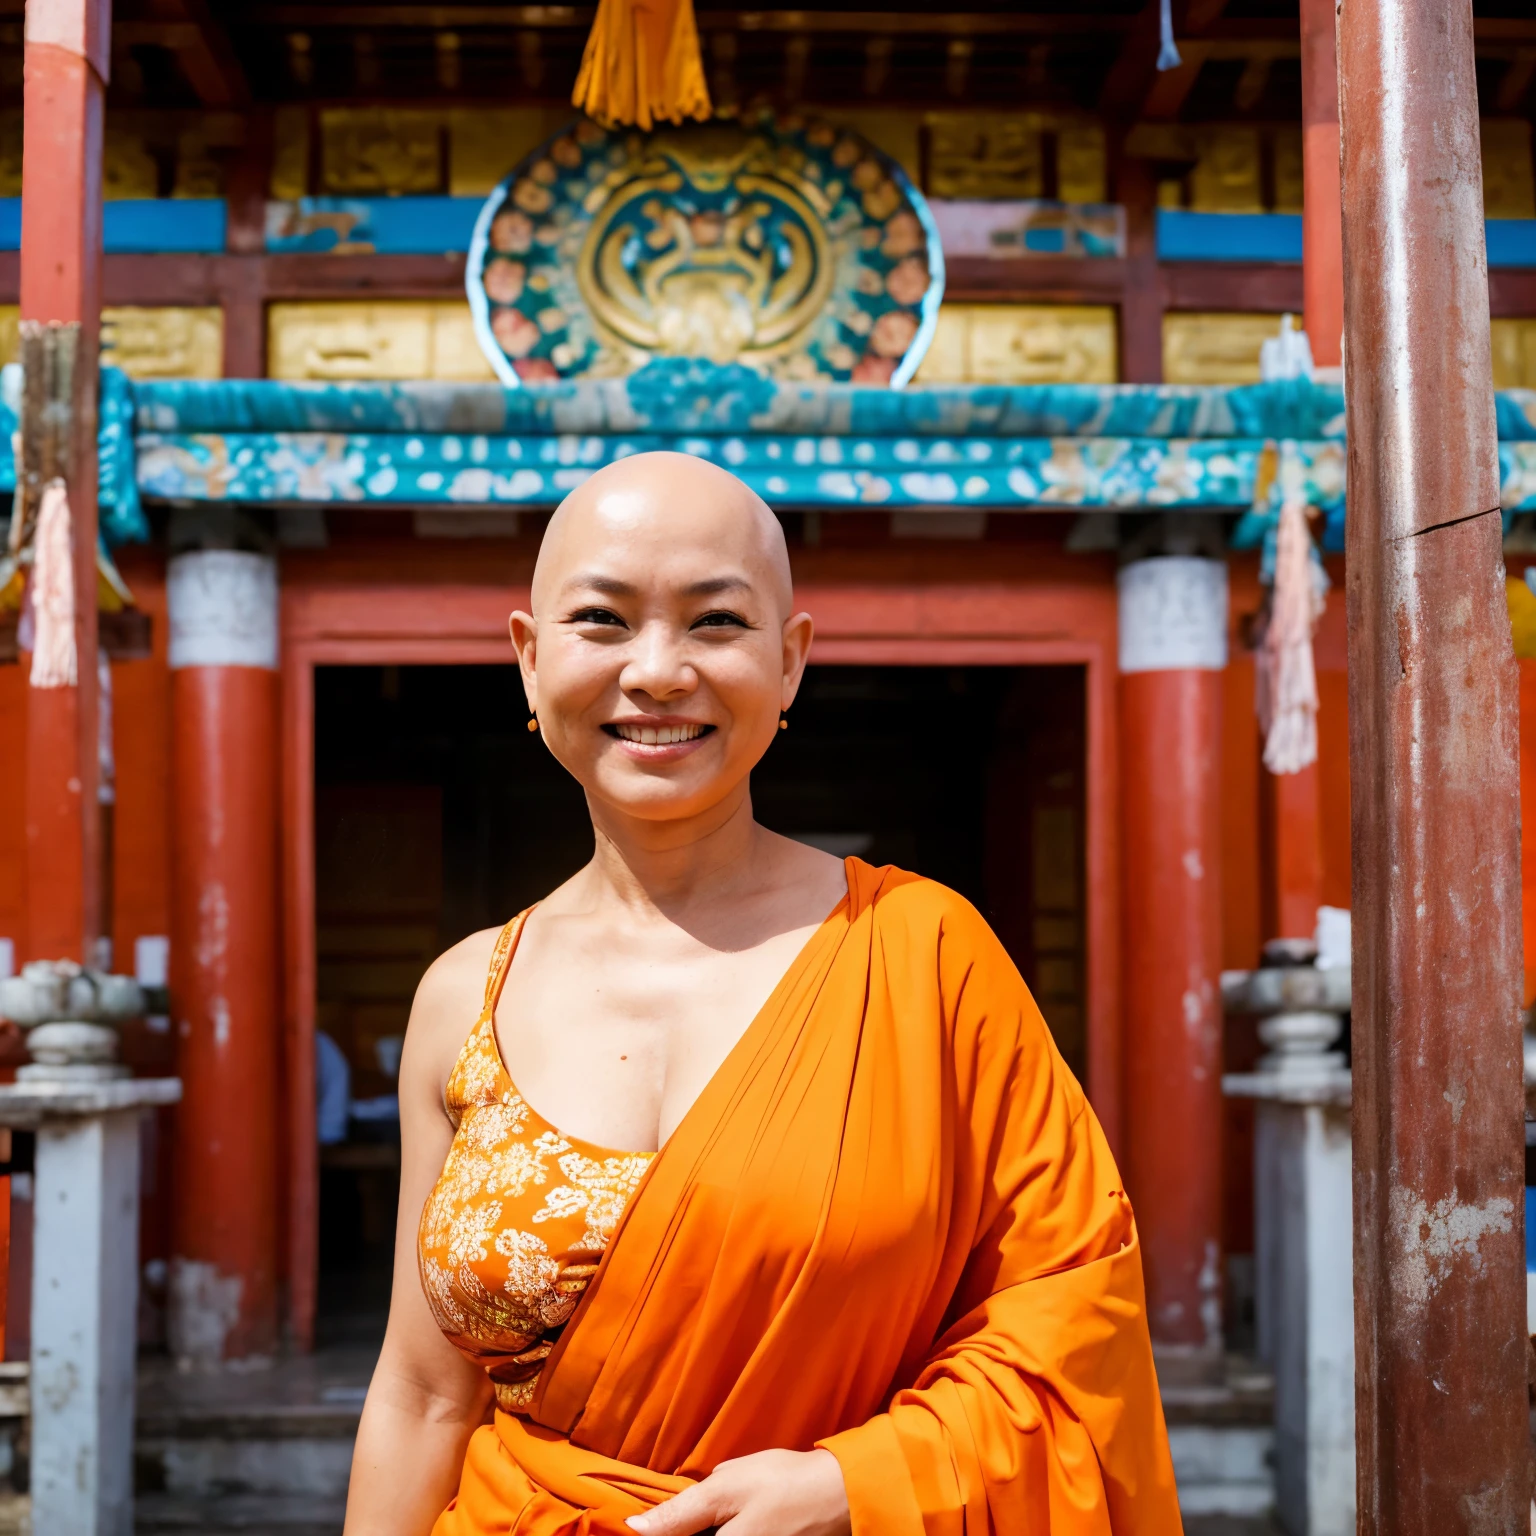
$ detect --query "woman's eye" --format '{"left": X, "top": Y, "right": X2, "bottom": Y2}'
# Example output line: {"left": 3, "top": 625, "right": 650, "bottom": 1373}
{"left": 568, "top": 607, "right": 627, "bottom": 627}
{"left": 691, "top": 610, "right": 750, "bottom": 629}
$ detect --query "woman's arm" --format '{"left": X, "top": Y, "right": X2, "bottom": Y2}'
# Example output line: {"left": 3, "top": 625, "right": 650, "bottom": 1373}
{"left": 343, "top": 940, "right": 498, "bottom": 1536}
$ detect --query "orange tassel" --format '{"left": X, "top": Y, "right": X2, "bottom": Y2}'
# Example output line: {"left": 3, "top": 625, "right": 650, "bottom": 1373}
{"left": 573, "top": 0, "right": 712, "bottom": 130}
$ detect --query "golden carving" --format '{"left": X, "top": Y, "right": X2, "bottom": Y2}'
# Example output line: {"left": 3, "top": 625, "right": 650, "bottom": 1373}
{"left": 926, "top": 113, "right": 1044, "bottom": 200}
{"left": 916, "top": 303, "right": 1117, "bottom": 385}
{"left": 1493, "top": 318, "right": 1536, "bottom": 391}
{"left": 1272, "top": 129, "right": 1304, "bottom": 215}
{"left": 1188, "top": 127, "right": 1263, "bottom": 214}
{"left": 1057, "top": 125, "right": 1108, "bottom": 205}
{"left": 320, "top": 109, "right": 443, "bottom": 196}
{"left": 1163, "top": 311, "right": 1289, "bottom": 385}
{"left": 449, "top": 108, "right": 573, "bottom": 196}
{"left": 575, "top": 130, "right": 835, "bottom": 369}
{"left": 271, "top": 106, "right": 311, "bottom": 199}
{"left": 104, "top": 130, "right": 159, "bottom": 200}
{"left": 267, "top": 301, "right": 495, "bottom": 382}
{"left": 0, "top": 306, "right": 17, "bottom": 368}
{"left": 173, "top": 125, "right": 225, "bottom": 199}
{"left": 101, "top": 307, "right": 223, "bottom": 379}
{"left": 1483, "top": 119, "right": 1536, "bottom": 219}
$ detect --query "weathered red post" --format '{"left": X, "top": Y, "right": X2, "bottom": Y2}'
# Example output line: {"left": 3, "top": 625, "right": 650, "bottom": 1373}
{"left": 19, "top": 0, "right": 109, "bottom": 966}
{"left": 1339, "top": 0, "right": 1529, "bottom": 1525}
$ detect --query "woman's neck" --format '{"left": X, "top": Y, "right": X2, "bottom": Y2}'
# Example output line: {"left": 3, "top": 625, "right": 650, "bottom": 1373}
{"left": 580, "top": 784, "right": 778, "bottom": 921}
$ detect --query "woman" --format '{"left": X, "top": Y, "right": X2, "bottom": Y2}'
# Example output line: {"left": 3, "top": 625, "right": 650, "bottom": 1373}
{"left": 344, "top": 452, "right": 1181, "bottom": 1536}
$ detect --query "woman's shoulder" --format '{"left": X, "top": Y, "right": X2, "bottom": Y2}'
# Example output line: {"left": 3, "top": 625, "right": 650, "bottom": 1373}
{"left": 854, "top": 860, "right": 1001, "bottom": 953}
{"left": 401, "top": 924, "right": 511, "bottom": 1087}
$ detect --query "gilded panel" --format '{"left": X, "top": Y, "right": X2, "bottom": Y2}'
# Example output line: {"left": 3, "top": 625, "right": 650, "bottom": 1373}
{"left": 1163, "top": 312, "right": 1287, "bottom": 385}
{"left": 320, "top": 109, "right": 443, "bottom": 195}
{"left": 104, "top": 131, "right": 159, "bottom": 200}
{"left": 915, "top": 304, "right": 1117, "bottom": 385}
{"left": 271, "top": 106, "right": 311, "bottom": 199}
{"left": 925, "top": 112, "right": 1044, "bottom": 200}
{"left": 267, "top": 301, "right": 494, "bottom": 382}
{"left": 101, "top": 307, "right": 224, "bottom": 380}
{"left": 1272, "top": 129, "right": 1304, "bottom": 215}
{"left": 1493, "top": 319, "right": 1536, "bottom": 391}
{"left": 1188, "top": 127, "right": 1263, "bottom": 214}
{"left": 1056, "top": 125, "right": 1108, "bottom": 206}
{"left": 0, "top": 306, "right": 17, "bottom": 368}
{"left": 1483, "top": 120, "right": 1536, "bottom": 219}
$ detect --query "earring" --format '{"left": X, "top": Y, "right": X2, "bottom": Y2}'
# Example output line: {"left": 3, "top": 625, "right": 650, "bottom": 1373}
{"left": 527, "top": 717, "right": 539, "bottom": 733}
{"left": 779, "top": 714, "right": 788, "bottom": 731}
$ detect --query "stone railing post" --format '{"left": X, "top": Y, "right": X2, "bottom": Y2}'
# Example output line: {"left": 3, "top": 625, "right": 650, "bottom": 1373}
{"left": 0, "top": 966, "right": 179, "bottom": 1536}
{"left": 1224, "top": 952, "right": 1353, "bottom": 1536}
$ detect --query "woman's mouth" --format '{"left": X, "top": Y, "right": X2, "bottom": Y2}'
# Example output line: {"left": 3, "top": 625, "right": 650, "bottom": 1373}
{"left": 605, "top": 722, "right": 715, "bottom": 747}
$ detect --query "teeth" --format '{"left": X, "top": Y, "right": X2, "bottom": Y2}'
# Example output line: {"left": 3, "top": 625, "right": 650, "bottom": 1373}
{"left": 616, "top": 723, "right": 704, "bottom": 745}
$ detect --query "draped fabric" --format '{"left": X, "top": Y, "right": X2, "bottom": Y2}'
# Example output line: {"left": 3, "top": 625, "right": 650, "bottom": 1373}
{"left": 432, "top": 860, "right": 1182, "bottom": 1535}
{"left": 571, "top": 0, "right": 712, "bottom": 131}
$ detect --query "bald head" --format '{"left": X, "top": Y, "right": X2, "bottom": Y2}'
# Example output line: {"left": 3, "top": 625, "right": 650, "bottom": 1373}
{"left": 532, "top": 453, "right": 792, "bottom": 618}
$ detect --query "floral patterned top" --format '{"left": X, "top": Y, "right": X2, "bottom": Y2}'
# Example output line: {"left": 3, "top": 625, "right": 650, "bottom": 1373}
{"left": 417, "top": 913, "right": 654, "bottom": 1412}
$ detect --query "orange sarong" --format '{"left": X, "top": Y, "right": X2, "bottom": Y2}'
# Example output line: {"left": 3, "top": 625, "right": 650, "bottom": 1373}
{"left": 434, "top": 860, "right": 1183, "bottom": 1535}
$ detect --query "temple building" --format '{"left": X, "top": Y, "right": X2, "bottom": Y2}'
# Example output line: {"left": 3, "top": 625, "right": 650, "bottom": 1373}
{"left": 0, "top": 0, "right": 1533, "bottom": 1523}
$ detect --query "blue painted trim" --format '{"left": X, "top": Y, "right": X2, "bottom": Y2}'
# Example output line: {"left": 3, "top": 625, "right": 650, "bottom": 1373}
{"left": 104, "top": 200, "right": 225, "bottom": 253}
{"left": 266, "top": 196, "right": 483, "bottom": 255}
{"left": 1488, "top": 220, "right": 1536, "bottom": 270}
{"left": 1157, "top": 210, "right": 1304, "bottom": 263}
{"left": 0, "top": 199, "right": 228, "bottom": 254}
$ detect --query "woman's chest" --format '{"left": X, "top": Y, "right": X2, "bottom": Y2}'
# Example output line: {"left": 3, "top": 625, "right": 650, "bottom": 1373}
{"left": 497, "top": 929, "right": 822, "bottom": 1149}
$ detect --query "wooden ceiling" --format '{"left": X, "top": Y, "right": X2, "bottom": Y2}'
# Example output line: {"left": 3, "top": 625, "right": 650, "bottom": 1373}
{"left": 0, "top": 1, "right": 1531, "bottom": 122}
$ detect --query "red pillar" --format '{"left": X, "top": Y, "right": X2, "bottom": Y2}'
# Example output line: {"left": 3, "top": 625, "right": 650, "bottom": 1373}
{"left": 1260, "top": 765, "right": 1325, "bottom": 945}
{"left": 1340, "top": 0, "right": 1526, "bottom": 1517}
{"left": 167, "top": 551, "right": 281, "bottom": 1362}
{"left": 1300, "top": 0, "right": 1344, "bottom": 370}
{"left": 19, "top": 0, "right": 109, "bottom": 965}
{"left": 1119, "top": 556, "right": 1227, "bottom": 1355}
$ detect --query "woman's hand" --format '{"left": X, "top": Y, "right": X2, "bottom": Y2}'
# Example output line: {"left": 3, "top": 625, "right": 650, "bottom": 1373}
{"left": 626, "top": 1448, "right": 851, "bottom": 1536}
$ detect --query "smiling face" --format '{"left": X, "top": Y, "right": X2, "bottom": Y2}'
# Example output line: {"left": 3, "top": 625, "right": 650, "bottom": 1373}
{"left": 511, "top": 453, "right": 813, "bottom": 830}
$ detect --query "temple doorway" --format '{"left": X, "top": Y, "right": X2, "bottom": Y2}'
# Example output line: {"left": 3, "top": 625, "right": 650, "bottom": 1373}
{"left": 310, "top": 661, "right": 1088, "bottom": 1336}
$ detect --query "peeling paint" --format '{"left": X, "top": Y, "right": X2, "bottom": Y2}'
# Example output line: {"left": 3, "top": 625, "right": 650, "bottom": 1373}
{"left": 194, "top": 883, "right": 229, "bottom": 973}
{"left": 1442, "top": 1078, "right": 1468, "bottom": 1126}
{"left": 1388, "top": 1188, "right": 1514, "bottom": 1313}
{"left": 211, "top": 996, "right": 231, "bottom": 1050}
{"left": 167, "top": 1259, "right": 243, "bottom": 1369}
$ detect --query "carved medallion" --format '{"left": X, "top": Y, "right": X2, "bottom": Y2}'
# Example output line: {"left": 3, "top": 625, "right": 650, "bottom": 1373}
{"left": 467, "top": 111, "right": 944, "bottom": 387}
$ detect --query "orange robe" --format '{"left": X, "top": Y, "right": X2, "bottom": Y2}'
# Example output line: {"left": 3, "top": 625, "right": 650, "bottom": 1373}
{"left": 433, "top": 860, "right": 1182, "bottom": 1535}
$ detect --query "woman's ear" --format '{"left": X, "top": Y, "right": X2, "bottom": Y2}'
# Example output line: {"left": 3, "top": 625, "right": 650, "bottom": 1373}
{"left": 780, "top": 610, "right": 815, "bottom": 711}
{"left": 509, "top": 611, "right": 538, "bottom": 711}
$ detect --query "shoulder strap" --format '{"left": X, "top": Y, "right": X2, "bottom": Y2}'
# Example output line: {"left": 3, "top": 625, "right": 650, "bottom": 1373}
{"left": 482, "top": 912, "right": 527, "bottom": 1014}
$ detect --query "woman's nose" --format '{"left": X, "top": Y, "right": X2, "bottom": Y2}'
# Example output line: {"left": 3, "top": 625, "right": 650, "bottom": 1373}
{"left": 619, "top": 622, "right": 698, "bottom": 699}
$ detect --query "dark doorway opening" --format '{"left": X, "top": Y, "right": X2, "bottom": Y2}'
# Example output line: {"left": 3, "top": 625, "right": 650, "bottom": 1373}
{"left": 311, "top": 662, "right": 1087, "bottom": 1339}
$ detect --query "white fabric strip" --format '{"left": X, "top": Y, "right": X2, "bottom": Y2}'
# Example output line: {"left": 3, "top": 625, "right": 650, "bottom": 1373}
{"left": 1117, "top": 557, "right": 1229, "bottom": 674}
{"left": 167, "top": 551, "right": 279, "bottom": 671}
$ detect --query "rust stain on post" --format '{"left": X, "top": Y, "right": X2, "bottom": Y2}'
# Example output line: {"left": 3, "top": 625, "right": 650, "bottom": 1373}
{"left": 1339, "top": 0, "right": 1527, "bottom": 1527}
